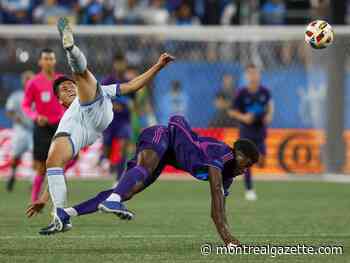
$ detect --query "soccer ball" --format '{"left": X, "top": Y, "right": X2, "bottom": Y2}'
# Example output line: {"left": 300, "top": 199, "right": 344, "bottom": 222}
{"left": 305, "top": 20, "right": 334, "bottom": 49}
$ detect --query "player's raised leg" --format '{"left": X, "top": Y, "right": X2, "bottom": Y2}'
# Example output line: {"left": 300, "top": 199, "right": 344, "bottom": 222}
{"left": 57, "top": 17, "right": 97, "bottom": 104}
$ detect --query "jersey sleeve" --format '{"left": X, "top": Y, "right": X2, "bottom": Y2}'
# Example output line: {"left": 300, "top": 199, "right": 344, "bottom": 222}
{"left": 205, "top": 159, "right": 225, "bottom": 171}
{"left": 22, "top": 80, "right": 38, "bottom": 121}
{"left": 101, "top": 83, "right": 121, "bottom": 98}
{"left": 232, "top": 90, "right": 244, "bottom": 112}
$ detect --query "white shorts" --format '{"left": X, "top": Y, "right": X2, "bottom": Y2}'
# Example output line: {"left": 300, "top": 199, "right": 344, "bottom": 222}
{"left": 55, "top": 85, "right": 114, "bottom": 156}
{"left": 12, "top": 126, "right": 32, "bottom": 157}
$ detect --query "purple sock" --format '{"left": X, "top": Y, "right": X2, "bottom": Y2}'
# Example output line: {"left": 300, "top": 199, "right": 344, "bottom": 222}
{"left": 244, "top": 168, "right": 253, "bottom": 190}
{"left": 113, "top": 165, "right": 149, "bottom": 200}
{"left": 73, "top": 189, "right": 113, "bottom": 216}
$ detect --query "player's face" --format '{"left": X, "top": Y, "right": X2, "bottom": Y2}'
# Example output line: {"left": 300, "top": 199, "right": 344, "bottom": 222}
{"left": 113, "top": 60, "right": 127, "bottom": 75}
{"left": 234, "top": 150, "right": 254, "bottom": 175}
{"left": 39, "top": 52, "right": 56, "bottom": 72}
{"left": 58, "top": 80, "right": 77, "bottom": 107}
{"left": 245, "top": 67, "right": 260, "bottom": 89}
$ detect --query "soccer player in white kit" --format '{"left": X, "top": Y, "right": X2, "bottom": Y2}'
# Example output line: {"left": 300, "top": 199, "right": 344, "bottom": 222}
{"left": 5, "top": 71, "right": 34, "bottom": 192}
{"left": 28, "top": 17, "right": 174, "bottom": 233}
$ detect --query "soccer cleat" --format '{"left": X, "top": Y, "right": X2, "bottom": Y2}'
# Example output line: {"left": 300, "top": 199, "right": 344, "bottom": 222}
{"left": 245, "top": 190, "right": 257, "bottom": 201}
{"left": 53, "top": 208, "right": 72, "bottom": 231}
{"left": 57, "top": 17, "right": 74, "bottom": 49}
{"left": 98, "top": 201, "right": 134, "bottom": 220}
{"left": 39, "top": 208, "right": 72, "bottom": 235}
{"left": 39, "top": 223, "right": 58, "bottom": 235}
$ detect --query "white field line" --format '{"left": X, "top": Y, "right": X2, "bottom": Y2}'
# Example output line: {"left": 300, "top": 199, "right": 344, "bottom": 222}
{"left": 0, "top": 233, "right": 349, "bottom": 240}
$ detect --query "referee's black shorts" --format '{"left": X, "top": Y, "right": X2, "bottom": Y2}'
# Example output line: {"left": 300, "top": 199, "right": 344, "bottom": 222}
{"left": 33, "top": 123, "right": 59, "bottom": 162}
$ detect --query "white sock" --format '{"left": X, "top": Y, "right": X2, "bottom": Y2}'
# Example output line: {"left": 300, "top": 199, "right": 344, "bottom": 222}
{"left": 47, "top": 167, "right": 67, "bottom": 208}
{"left": 67, "top": 45, "right": 87, "bottom": 74}
{"left": 64, "top": 207, "right": 78, "bottom": 217}
{"left": 106, "top": 193, "right": 121, "bottom": 202}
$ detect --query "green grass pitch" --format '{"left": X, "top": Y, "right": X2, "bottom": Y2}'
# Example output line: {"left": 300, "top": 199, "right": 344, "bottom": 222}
{"left": 0, "top": 179, "right": 349, "bottom": 262}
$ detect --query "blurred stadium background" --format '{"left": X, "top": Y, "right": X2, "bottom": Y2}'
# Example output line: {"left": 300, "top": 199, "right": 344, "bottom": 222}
{"left": 0, "top": 0, "right": 349, "bottom": 179}
{"left": 0, "top": 1, "right": 349, "bottom": 263}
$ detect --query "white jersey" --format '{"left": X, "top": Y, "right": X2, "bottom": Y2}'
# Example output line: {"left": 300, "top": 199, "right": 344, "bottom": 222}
{"left": 55, "top": 83, "right": 121, "bottom": 156}
{"left": 5, "top": 90, "right": 33, "bottom": 131}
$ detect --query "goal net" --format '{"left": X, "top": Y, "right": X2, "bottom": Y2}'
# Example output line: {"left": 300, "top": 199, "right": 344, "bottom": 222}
{"left": 0, "top": 25, "right": 348, "bottom": 178}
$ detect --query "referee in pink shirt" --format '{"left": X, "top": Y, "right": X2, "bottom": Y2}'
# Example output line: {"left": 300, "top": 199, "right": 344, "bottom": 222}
{"left": 22, "top": 48, "right": 65, "bottom": 202}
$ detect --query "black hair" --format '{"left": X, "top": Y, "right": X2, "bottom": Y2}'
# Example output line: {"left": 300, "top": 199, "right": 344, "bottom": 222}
{"left": 39, "top": 48, "right": 55, "bottom": 58}
{"left": 53, "top": 76, "right": 75, "bottom": 97}
{"left": 113, "top": 51, "right": 125, "bottom": 62}
{"left": 215, "top": 91, "right": 228, "bottom": 100}
{"left": 245, "top": 63, "right": 258, "bottom": 70}
{"left": 233, "top": 139, "right": 260, "bottom": 164}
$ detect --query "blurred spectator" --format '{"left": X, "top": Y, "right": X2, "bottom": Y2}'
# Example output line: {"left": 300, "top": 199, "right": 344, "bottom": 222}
{"left": 310, "top": 0, "right": 330, "bottom": 21}
{"left": 142, "top": 0, "right": 169, "bottom": 25}
{"left": 33, "top": 0, "right": 74, "bottom": 25}
{"left": 171, "top": 2, "right": 200, "bottom": 25}
{"left": 209, "top": 91, "right": 237, "bottom": 127}
{"left": 260, "top": 0, "right": 286, "bottom": 25}
{"left": 114, "top": 0, "right": 146, "bottom": 24}
{"left": 84, "top": 1, "right": 104, "bottom": 24}
{"left": 220, "top": 0, "right": 239, "bottom": 25}
{"left": 220, "top": 74, "right": 235, "bottom": 102}
{"left": 1, "top": 0, "right": 31, "bottom": 24}
{"left": 195, "top": 0, "right": 221, "bottom": 25}
{"left": 159, "top": 80, "right": 189, "bottom": 124}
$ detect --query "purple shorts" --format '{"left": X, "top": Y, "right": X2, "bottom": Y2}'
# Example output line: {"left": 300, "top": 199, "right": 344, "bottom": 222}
{"left": 103, "top": 124, "right": 131, "bottom": 145}
{"left": 124, "top": 125, "right": 170, "bottom": 187}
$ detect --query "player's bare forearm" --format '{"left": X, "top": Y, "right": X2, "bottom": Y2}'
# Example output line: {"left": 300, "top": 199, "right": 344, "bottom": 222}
{"left": 40, "top": 185, "right": 50, "bottom": 203}
{"left": 208, "top": 167, "right": 239, "bottom": 245}
{"left": 228, "top": 110, "right": 245, "bottom": 122}
{"left": 119, "top": 53, "right": 174, "bottom": 95}
{"left": 264, "top": 100, "right": 274, "bottom": 124}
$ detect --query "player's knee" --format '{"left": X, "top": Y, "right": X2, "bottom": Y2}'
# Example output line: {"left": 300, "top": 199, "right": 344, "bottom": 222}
{"left": 46, "top": 152, "right": 66, "bottom": 168}
{"left": 137, "top": 150, "right": 159, "bottom": 174}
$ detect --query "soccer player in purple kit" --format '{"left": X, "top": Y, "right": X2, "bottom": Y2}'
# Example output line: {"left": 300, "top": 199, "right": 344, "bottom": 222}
{"left": 27, "top": 115, "right": 259, "bottom": 246}
{"left": 100, "top": 52, "right": 132, "bottom": 180}
{"left": 229, "top": 64, "right": 274, "bottom": 201}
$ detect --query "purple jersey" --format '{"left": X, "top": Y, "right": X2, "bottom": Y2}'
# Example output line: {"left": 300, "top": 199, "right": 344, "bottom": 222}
{"left": 101, "top": 75, "right": 131, "bottom": 140}
{"left": 126, "top": 115, "right": 237, "bottom": 196}
{"left": 233, "top": 86, "right": 271, "bottom": 140}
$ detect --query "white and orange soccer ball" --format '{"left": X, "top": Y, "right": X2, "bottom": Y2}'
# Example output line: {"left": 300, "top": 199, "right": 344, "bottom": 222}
{"left": 305, "top": 20, "right": 334, "bottom": 49}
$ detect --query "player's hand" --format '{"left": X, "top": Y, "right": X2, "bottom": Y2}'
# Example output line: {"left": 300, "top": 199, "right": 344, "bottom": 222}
{"left": 241, "top": 113, "right": 254, "bottom": 125}
{"left": 156, "top": 53, "right": 175, "bottom": 68}
{"left": 227, "top": 239, "right": 241, "bottom": 247}
{"left": 36, "top": 115, "right": 48, "bottom": 127}
{"left": 26, "top": 201, "right": 46, "bottom": 218}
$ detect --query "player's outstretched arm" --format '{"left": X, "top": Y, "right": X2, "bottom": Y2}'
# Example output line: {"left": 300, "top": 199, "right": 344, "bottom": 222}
{"left": 119, "top": 53, "right": 174, "bottom": 95}
{"left": 208, "top": 166, "right": 240, "bottom": 246}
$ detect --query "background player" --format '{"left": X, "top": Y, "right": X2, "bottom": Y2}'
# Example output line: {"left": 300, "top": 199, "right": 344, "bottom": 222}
{"left": 29, "top": 17, "right": 174, "bottom": 233}
{"left": 5, "top": 70, "right": 34, "bottom": 192}
{"left": 100, "top": 52, "right": 133, "bottom": 180}
{"left": 22, "top": 48, "right": 65, "bottom": 202}
{"left": 229, "top": 64, "right": 273, "bottom": 201}
{"left": 27, "top": 115, "right": 259, "bottom": 246}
